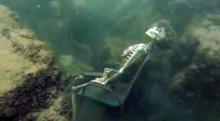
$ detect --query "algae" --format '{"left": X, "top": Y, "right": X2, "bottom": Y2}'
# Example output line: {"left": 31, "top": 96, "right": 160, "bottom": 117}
{"left": 0, "top": 5, "right": 52, "bottom": 96}
{"left": 0, "top": 4, "right": 63, "bottom": 121}
{"left": 36, "top": 96, "right": 70, "bottom": 121}
{"left": 185, "top": 15, "right": 220, "bottom": 65}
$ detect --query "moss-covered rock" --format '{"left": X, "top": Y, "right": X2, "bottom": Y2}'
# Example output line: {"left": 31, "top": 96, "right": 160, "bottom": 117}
{"left": 168, "top": 14, "right": 220, "bottom": 121}
{"left": 0, "top": 4, "right": 66, "bottom": 121}
{"left": 36, "top": 96, "right": 71, "bottom": 121}
{"left": 185, "top": 15, "right": 220, "bottom": 65}
{"left": 0, "top": 67, "right": 62, "bottom": 121}
{"left": 10, "top": 30, "right": 53, "bottom": 65}
{"left": 0, "top": 5, "right": 52, "bottom": 96}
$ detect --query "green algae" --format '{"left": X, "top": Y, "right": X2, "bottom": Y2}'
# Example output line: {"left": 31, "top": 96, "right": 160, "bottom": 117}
{"left": 0, "top": 5, "right": 52, "bottom": 96}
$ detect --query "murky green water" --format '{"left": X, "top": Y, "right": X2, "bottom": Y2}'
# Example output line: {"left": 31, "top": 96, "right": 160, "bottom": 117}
{"left": 0, "top": 0, "right": 220, "bottom": 121}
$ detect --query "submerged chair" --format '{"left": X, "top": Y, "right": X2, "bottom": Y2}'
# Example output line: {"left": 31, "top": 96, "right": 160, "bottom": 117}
{"left": 71, "top": 25, "right": 167, "bottom": 121}
{"left": 71, "top": 45, "right": 151, "bottom": 121}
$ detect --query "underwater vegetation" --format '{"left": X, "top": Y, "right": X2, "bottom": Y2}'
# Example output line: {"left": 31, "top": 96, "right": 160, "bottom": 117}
{"left": 0, "top": 5, "right": 52, "bottom": 96}
{"left": 0, "top": 5, "right": 68, "bottom": 121}
{"left": 0, "top": 0, "right": 220, "bottom": 121}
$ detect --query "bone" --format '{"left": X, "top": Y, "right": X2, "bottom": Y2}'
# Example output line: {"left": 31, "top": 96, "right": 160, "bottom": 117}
{"left": 124, "top": 58, "right": 129, "bottom": 62}
{"left": 125, "top": 56, "right": 130, "bottom": 60}
{"left": 131, "top": 50, "right": 136, "bottom": 53}
{"left": 129, "top": 51, "right": 133, "bottom": 54}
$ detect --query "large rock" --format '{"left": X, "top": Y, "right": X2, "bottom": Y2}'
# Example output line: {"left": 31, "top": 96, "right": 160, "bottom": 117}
{"left": 0, "top": 5, "right": 52, "bottom": 96}
{"left": 0, "top": 5, "right": 64, "bottom": 121}
{"left": 186, "top": 14, "right": 220, "bottom": 65}
{"left": 36, "top": 96, "right": 70, "bottom": 121}
{"left": 168, "top": 14, "right": 220, "bottom": 121}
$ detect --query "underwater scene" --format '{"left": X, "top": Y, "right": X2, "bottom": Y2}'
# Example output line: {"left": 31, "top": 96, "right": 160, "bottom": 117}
{"left": 0, "top": 0, "right": 220, "bottom": 121}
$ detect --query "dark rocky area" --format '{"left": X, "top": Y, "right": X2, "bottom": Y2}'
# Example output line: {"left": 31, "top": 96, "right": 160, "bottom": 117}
{"left": 0, "top": 66, "right": 62, "bottom": 121}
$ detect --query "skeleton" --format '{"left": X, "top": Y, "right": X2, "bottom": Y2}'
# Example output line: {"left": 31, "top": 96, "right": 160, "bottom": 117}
{"left": 72, "top": 24, "right": 167, "bottom": 89}
{"left": 71, "top": 25, "right": 167, "bottom": 121}
{"left": 92, "top": 43, "right": 152, "bottom": 86}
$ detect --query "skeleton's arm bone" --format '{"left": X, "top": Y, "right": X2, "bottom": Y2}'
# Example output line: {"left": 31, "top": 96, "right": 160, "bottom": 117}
{"left": 102, "top": 71, "right": 122, "bottom": 85}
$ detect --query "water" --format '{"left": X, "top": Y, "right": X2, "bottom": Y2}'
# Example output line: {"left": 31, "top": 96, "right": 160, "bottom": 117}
{"left": 0, "top": 0, "right": 220, "bottom": 121}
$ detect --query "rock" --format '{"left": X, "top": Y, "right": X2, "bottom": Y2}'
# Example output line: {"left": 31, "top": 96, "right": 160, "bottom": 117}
{"left": 185, "top": 15, "right": 220, "bottom": 66}
{"left": 10, "top": 29, "right": 53, "bottom": 65}
{"left": 0, "top": 5, "right": 51, "bottom": 96}
{"left": 0, "top": 4, "right": 65, "bottom": 121}
{"left": 0, "top": 65, "right": 62, "bottom": 121}
{"left": 35, "top": 96, "right": 70, "bottom": 121}
{"left": 169, "top": 14, "right": 220, "bottom": 120}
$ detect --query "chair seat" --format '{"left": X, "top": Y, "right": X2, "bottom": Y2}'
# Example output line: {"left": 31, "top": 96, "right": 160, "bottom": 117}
{"left": 77, "top": 82, "right": 121, "bottom": 107}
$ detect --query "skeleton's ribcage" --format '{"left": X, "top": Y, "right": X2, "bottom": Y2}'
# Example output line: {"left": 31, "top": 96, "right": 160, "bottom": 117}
{"left": 119, "top": 43, "right": 151, "bottom": 73}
